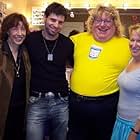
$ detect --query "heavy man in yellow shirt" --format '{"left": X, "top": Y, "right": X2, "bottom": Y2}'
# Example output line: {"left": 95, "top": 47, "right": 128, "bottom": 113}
{"left": 68, "top": 4, "right": 131, "bottom": 140}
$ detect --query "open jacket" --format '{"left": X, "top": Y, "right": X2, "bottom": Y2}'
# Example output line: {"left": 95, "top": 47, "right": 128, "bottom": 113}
{"left": 0, "top": 41, "right": 31, "bottom": 140}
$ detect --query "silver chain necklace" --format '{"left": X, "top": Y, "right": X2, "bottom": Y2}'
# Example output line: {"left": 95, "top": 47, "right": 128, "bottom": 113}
{"left": 43, "top": 37, "right": 58, "bottom": 61}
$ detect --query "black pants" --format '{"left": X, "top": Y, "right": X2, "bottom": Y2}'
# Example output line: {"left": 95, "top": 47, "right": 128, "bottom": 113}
{"left": 3, "top": 105, "right": 25, "bottom": 140}
{"left": 67, "top": 90, "right": 119, "bottom": 140}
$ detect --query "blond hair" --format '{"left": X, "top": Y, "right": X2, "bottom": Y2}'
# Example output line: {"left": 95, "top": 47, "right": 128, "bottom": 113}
{"left": 87, "top": 4, "right": 124, "bottom": 37}
{"left": 129, "top": 23, "right": 140, "bottom": 37}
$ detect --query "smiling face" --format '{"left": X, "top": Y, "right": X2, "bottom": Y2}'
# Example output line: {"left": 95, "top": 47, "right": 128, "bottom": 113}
{"left": 92, "top": 10, "right": 116, "bottom": 42}
{"left": 129, "top": 30, "right": 140, "bottom": 59}
{"left": 8, "top": 21, "right": 26, "bottom": 46}
{"left": 44, "top": 13, "right": 65, "bottom": 39}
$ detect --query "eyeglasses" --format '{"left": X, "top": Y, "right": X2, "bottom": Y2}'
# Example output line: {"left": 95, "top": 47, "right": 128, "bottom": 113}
{"left": 94, "top": 18, "right": 113, "bottom": 25}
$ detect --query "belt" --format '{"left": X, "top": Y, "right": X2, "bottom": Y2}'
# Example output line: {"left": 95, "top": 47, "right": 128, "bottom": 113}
{"left": 70, "top": 90, "right": 119, "bottom": 101}
{"left": 31, "top": 90, "right": 67, "bottom": 98}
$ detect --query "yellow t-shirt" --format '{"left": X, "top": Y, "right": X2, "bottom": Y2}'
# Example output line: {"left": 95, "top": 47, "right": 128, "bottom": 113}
{"left": 70, "top": 32, "right": 131, "bottom": 96}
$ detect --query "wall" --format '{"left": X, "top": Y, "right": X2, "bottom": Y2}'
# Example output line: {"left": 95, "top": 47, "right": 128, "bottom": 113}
{"left": 4, "top": 1, "right": 140, "bottom": 37}
{"left": 61, "top": 22, "right": 84, "bottom": 36}
{"left": 5, "top": 0, "right": 27, "bottom": 15}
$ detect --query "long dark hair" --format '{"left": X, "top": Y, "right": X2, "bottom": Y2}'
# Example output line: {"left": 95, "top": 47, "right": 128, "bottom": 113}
{"left": 0, "top": 13, "right": 29, "bottom": 41}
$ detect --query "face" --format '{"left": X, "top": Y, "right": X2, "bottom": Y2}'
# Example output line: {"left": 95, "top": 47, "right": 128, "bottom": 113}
{"left": 44, "top": 13, "right": 65, "bottom": 38}
{"left": 92, "top": 11, "right": 116, "bottom": 42}
{"left": 8, "top": 21, "right": 26, "bottom": 46}
{"left": 129, "top": 30, "right": 140, "bottom": 59}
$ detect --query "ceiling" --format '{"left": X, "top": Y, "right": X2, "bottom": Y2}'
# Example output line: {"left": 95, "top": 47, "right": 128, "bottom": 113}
{"left": 2, "top": 0, "right": 140, "bottom": 15}
{"left": 2, "top": 0, "right": 140, "bottom": 27}
{"left": 28, "top": 0, "right": 140, "bottom": 9}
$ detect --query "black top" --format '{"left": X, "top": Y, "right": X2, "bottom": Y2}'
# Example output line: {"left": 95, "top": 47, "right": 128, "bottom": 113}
{"left": 1, "top": 41, "right": 26, "bottom": 115}
{"left": 26, "top": 30, "right": 74, "bottom": 93}
{"left": 10, "top": 57, "right": 26, "bottom": 108}
{"left": 8, "top": 45, "right": 26, "bottom": 108}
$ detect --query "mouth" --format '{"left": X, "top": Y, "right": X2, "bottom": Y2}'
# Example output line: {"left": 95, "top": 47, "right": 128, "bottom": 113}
{"left": 131, "top": 48, "right": 140, "bottom": 53}
{"left": 15, "top": 36, "right": 25, "bottom": 42}
{"left": 97, "top": 28, "right": 108, "bottom": 34}
{"left": 50, "top": 26, "right": 58, "bottom": 32}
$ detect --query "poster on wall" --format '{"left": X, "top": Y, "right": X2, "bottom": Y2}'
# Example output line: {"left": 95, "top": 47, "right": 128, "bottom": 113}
{"left": 32, "top": 7, "right": 45, "bottom": 25}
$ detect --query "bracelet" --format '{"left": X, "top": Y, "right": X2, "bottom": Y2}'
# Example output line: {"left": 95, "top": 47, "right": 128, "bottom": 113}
{"left": 131, "top": 127, "right": 139, "bottom": 135}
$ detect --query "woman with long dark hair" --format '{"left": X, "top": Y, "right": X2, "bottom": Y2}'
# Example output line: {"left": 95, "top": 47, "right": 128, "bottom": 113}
{"left": 0, "top": 13, "right": 31, "bottom": 140}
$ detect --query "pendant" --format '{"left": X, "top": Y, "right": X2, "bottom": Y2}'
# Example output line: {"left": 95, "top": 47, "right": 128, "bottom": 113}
{"left": 16, "top": 71, "right": 20, "bottom": 78}
{"left": 48, "top": 54, "right": 53, "bottom": 61}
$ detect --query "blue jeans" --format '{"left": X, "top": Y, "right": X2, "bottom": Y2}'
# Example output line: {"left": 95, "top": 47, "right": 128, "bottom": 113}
{"left": 26, "top": 94, "right": 68, "bottom": 140}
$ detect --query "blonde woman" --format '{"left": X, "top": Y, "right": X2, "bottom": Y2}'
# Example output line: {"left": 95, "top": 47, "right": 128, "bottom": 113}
{"left": 111, "top": 24, "right": 140, "bottom": 140}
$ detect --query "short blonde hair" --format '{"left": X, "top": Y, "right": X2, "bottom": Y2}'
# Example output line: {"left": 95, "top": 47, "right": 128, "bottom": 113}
{"left": 129, "top": 23, "right": 140, "bottom": 37}
{"left": 87, "top": 4, "right": 124, "bottom": 37}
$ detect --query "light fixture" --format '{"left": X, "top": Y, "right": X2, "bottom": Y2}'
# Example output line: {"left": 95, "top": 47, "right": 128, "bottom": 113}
{"left": 103, "top": 0, "right": 110, "bottom": 7}
{"left": 6, "top": 2, "right": 12, "bottom": 9}
{"left": 42, "top": 0, "right": 48, "bottom": 9}
{"left": 64, "top": 2, "right": 71, "bottom": 9}
{"left": 123, "top": 2, "right": 128, "bottom": 10}
{"left": 70, "top": 11, "right": 74, "bottom": 18}
{"left": 84, "top": 3, "right": 90, "bottom": 9}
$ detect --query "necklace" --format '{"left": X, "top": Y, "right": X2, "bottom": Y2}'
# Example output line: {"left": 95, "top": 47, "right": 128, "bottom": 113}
{"left": 43, "top": 37, "right": 58, "bottom": 61}
{"left": 7, "top": 41, "right": 21, "bottom": 78}
{"left": 14, "top": 58, "right": 21, "bottom": 78}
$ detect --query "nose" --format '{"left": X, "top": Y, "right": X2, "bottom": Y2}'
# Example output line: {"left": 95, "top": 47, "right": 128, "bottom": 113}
{"left": 17, "top": 29, "right": 22, "bottom": 35}
{"left": 100, "top": 20, "right": 106, "bottom": 26}
{"left": 130, "top": 41, "right": 138, "bottom": 50}
{"left": 54, "top": 21, "right": 59, "bottom": 28}
{"left": 131, "top": 40, "right": 137, "bottom": 47}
